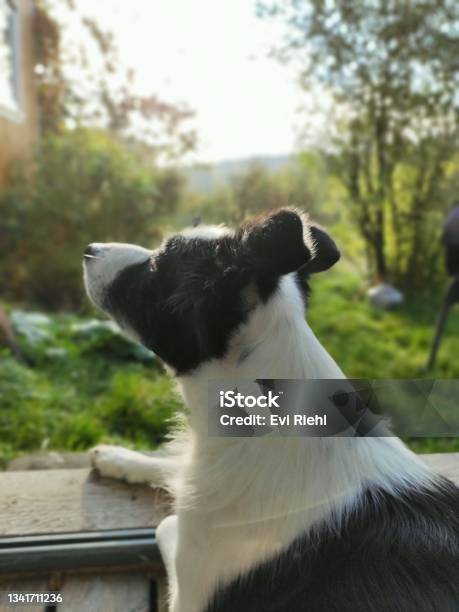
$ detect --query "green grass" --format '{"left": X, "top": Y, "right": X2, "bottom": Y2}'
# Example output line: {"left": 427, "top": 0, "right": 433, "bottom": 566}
{"left": 309, "top": 265, "right": 459, "bottom": 378}
{"left": 0, "top": 314, "right": 182, "bottom": 468}
{"left": 308, "top": 264, "right": 459, "bottom": 453}
{"left": 1, "top": 266, "right": 458, "bottom": 467}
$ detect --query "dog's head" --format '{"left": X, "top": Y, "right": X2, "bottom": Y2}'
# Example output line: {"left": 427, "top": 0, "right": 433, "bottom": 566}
{"left": 83, "top": 209, "right": 339, "bottom": 374}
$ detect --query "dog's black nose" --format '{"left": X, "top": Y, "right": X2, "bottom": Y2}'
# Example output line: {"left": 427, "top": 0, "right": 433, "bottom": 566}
{"left": 84, "top": 244, "right": 100, "bottom": 257}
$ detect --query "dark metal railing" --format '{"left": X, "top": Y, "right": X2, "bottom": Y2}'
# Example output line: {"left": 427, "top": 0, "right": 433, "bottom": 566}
{"left": 0, "top": 528, "right": 161, "bottom": 573}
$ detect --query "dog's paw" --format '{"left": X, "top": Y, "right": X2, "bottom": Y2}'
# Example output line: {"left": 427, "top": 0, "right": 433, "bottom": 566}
{"left": 89, "top": 444, "right": 150, "bottom": 483}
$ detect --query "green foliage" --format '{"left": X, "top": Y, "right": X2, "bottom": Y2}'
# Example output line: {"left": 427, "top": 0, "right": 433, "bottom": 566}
{"left": 0, "top": 311, "right": 182, "bottom": 468}
{"left": 0, "top": 128, "right": 185, "bottom": 308}
{"left": 276, "top": 153, "right": 332, "bottom": 220}
{"left": 308, "top": 267, "right": 459, "bottom": 454}
{"left": 230, "top": 162, "right": 286, "bottom": 221}
{"left": 260, "top": 0, "right": 459, "bottom": 291}
{"left": 309, "top": 267, "right": 459, "bottom": 379}
{"left": 8, "top": 309, "right": 155, "bottom": 365}
{"left": 185, "top": 154, "right": 333, "bottom": 224}
{"left": 98, "top": 371, "right": 181, "bottom": 447}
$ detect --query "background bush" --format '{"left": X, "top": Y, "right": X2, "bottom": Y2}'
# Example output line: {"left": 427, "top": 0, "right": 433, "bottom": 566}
{"left": 0, "top": 128, "right": 185, "bottom": 309}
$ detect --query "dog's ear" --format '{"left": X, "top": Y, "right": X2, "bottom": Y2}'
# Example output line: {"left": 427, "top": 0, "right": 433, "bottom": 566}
{"left": 244, "top": 209, "right": 311, "bottom": 276}
{"left": 303, "top": 225, "right": 340, "bottom": 274}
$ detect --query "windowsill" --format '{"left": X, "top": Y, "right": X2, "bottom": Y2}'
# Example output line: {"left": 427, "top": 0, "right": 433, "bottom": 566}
{"left": 0, "top": 104, "right": 25, "bottom": 124}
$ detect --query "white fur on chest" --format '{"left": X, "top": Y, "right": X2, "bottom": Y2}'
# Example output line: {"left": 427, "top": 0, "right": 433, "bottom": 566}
{"left": 162, "top": 276, "right": 433, "bottom": 612}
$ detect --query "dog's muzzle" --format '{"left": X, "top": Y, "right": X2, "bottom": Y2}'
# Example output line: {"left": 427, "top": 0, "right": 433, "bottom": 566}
{"left": 84, "top": 243, "right": 108, "bottom": 260}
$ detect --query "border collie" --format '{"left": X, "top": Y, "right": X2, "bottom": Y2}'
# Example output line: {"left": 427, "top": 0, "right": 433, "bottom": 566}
{"left": 83, "top": 209, "right": 458, "bottom": 612}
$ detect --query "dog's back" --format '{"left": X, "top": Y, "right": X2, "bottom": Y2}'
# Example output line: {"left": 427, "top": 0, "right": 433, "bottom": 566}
{"left": 207, "top": 478, "right": 459, "bottom": 612}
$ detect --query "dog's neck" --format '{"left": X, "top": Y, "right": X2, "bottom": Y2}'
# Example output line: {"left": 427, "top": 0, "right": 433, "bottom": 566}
{"left": 176, "top": 275, "right": 433, "bottom": 521}
{"left": 178, "top": 275, "right": 345, "bottom": 432}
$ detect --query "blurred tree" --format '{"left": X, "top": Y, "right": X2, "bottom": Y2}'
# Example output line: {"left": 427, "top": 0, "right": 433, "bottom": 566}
{"left": 230, "top": 156, "right": 329, "bottom": 222}
{"left": 184, "top": 155, "right": 332, "bottom": 226}
{"left": 259, "top": 0, "right": 459, "bottom": 290}
{"left": 230, "top": 163, "right": 286, "bottom": 222}
{"left": 277, "top": 152, "right": 331, "bottom": 220}
{"left": 0, "top": 129, "right": 184, "bottom": 309}
{"left": 33, "top": 1, "right": 196, "bottom": 161}
{"left": 192, "top": 184, "right": 236, "bottom": 225}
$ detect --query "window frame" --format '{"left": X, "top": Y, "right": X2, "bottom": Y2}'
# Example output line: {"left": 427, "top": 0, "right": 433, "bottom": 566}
{"left": 0, "top": 0, "right": 24, "bottom": 123}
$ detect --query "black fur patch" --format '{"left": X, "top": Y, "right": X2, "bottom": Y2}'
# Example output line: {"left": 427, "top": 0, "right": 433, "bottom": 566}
{"left": 101, "top": 210, "right": 338, "bottom": 373}
{"left": 104, "top": 234, "right": 254, "bottom": 373}
{"left": 205, "top": 479, "right": 459, "bottom": 612}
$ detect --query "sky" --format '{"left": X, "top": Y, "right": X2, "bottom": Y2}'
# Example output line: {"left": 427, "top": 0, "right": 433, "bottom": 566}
{"left": 67, "top": 0, "right": 319, "bottom": 164}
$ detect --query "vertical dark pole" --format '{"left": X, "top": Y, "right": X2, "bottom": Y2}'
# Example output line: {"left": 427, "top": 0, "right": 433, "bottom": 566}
{"left": 426, "top": 278, "right": 459, "bottom": 370}
{"left": 426, "top": 300, "right": 452, "bottom": 370}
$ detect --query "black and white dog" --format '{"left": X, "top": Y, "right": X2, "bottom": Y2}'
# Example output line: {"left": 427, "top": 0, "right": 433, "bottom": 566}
{"left": 84, "top": 209, "right": 458, "bottom": 612}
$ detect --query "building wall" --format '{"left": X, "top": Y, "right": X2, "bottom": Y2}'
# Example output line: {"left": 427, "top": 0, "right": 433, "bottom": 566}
{"left": 0, "top": 0, "right": 38, "bottom": 186}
